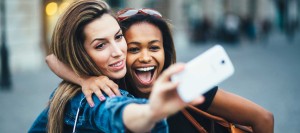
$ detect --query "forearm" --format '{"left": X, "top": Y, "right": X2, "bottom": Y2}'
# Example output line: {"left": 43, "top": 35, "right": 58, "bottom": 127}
{"left": 208, "top": 89, "right": 274, "bottom": 133}
{"left": 123, "top": 103, "right": 161, "bottom": 132}
{"left": 251, "top": 112, "right": 274, "bottom": 133}
{"left": 46, "top": 54, "right": 85, "bottom": 85}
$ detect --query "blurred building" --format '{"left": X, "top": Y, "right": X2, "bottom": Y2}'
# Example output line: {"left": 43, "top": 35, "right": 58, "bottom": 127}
{"left": 0, "top": 0, "right": 299, "bottom": 74}
{"left": 181, "top": 0, "right": 299, "bottom": 42}
{"left": 1, "top": 0, "right": 43, "bottom": 74}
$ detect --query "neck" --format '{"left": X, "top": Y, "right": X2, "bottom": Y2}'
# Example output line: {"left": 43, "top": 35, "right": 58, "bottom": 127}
{"left": 113, "top": 79, "right": 120, "bottom": 85}
{"left": 124, "top": 75, "right": 151, "bottom": 99}
{"left": 125, "top": 78, "right": 150, "bottom": 98}
{"left": 133, "top": 89, "right": 150, "bottom": 98}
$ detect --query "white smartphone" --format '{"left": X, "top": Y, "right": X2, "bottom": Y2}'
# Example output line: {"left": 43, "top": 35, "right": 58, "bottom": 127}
{"left": 172, "top": 45, "right": 234, "bottom": 102}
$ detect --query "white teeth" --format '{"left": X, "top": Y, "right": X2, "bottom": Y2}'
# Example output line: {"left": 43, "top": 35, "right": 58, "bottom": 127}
{"left": 136, "top": 67, "right": 155, "bottom": 72}
{"left": 112, "top": 61, "right": 122, "bottom": 67}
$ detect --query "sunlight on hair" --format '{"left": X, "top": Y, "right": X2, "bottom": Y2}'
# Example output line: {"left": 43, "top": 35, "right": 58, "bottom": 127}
{"left": 58, "top": 1, "right": 71, "bottom": 14}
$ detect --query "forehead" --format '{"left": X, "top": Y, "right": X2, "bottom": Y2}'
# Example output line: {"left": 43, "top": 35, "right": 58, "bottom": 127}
{"left": 84, "top": 14, "right": 120, "bottom": 40}
{"left": 125, "top": 22, "right": 162, "bottom": 42}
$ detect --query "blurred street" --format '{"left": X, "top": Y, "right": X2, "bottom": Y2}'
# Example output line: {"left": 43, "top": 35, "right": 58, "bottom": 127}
{"left": 0, "top": 31, "right": 300, "bottom": 132}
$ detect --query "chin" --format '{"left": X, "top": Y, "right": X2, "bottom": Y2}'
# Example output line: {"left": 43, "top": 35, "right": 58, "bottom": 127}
{"left": 137, "top": 85, "right": 153, "bottom": 93}
{"left": 109, "top": 69, "right": 127, "bottom": 79}
{"left": 135, "top": 87, "right": 152, "bottom": 98}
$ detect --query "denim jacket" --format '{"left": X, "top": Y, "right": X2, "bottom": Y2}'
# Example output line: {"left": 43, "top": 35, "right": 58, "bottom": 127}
{"left": 29, "top": 89, "right": 168, "bottom": 133}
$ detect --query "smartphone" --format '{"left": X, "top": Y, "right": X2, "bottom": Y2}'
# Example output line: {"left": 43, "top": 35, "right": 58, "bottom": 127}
{"left": 172, "top": 45, "right": 234, "bottom": 102}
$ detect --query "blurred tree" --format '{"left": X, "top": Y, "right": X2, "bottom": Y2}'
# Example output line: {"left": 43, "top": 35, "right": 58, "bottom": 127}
{"left": 1, "top": 0, "right": 12, "bottom": 89}
{"left": 106, "top": 0, "right": 125, "bottom": 10}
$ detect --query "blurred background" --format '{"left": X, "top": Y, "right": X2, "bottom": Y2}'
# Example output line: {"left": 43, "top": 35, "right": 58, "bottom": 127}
{"left": 0, "top": 0, "right": 299, "bottom": 132}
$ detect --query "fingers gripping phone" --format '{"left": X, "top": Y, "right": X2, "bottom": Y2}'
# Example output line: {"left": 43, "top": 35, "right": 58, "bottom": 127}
{"left": 172, "top": 45, "right": 234, "bottom": 102}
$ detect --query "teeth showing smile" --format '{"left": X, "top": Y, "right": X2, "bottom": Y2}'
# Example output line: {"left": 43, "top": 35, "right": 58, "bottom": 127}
{"left": 136, "top": 67, "right": 155, "bottom": 72}
{"left": 111, "top": 61, "right": 123, "bottom": 67}
{"left": 135, "top": 66, "right": 156, "bottom": 84}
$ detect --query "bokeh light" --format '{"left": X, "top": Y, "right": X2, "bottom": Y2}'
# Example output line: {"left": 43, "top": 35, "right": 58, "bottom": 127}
{"left": 46, "top": 2, "right": 58, "bottom": 16}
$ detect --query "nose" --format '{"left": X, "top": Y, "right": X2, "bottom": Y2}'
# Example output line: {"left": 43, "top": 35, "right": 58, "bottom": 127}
{"left": 138, "top": 50, "right": 151, "bottom": 63}
{"left": 111, "top": 43, "right": 123, "bottom": 58}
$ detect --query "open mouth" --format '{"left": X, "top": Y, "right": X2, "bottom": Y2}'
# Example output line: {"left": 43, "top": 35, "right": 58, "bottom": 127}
{"left": 134, "top": 66, "right": 156, "bottom": 85}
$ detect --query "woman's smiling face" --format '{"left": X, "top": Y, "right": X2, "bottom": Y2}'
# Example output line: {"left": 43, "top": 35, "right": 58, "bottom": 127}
{"left": 125, "top": 22, "right": 165, "bottom": 94}
{"left": 84, "top": 14, "right": 127, "bottom": 80}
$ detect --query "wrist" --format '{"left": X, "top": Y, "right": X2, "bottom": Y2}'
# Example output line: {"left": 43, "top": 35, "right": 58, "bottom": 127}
{"left": 78, "top": 75, "right": 88, "bottom": 86}
{"left": 143, "top": 104, "right": 164, "bottom": 123}
{"left": 123, "top": 103, "right": 160, "bottom": 132}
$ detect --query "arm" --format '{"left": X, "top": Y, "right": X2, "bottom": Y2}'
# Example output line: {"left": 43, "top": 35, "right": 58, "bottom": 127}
{"left": 46, "top": 54, "right": 84, "bottom": 85}
{"left": 46, "top": 54, "right": 121, "bottom": 107}
{"left": 123, "top": 104, "right": 159, "bottom": 132}
{"left": 207, "top": 89, "right": 274, "bottom": 133}
{"left": 123, "top": 64, "right": 205, "bottom": 132}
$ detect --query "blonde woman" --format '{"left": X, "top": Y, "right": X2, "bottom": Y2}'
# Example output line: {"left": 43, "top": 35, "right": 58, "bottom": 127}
{"left": 29, "top": 0, "right": 204, "bottom": 132}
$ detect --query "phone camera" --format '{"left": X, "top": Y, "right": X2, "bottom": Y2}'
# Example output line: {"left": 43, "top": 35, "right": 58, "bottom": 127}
{"left": 221, "top": 60, "right": 225, "bottom": 64}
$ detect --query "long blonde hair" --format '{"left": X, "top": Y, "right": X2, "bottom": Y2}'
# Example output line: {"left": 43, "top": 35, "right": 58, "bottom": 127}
{"left": 48, "top": 0, "right": 113, "bottom": 132}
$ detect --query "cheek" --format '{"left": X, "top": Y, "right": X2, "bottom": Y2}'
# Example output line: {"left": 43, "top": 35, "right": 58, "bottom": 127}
{"left": 158, "top": 50, "right": 165, "bottom": 67}
{"left": 126, "top": 54, "right": 136, "bottom": 69}
{"left": 91, "top": 51, "right": 109, "bottom": 70}
{"left": 120, "top": 39, "right": 128, "bottom": 54}
{"left": 95, "top": 58, "right": 107, "bottom": 69}
{"left": 157, "top": 51, "right": 165, "bottom": 74}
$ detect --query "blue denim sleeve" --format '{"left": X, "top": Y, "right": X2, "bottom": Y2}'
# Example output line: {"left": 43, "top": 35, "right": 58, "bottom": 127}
{"left": 28, "top": 108, "right": 49, "bottom": 133}
{"left": 65, "top": 90, "right": 168, "bottom": 133}
{"left": 28, "top": 89, "right": 168, "bottom": 133}
{"left": 152, "top": 118, "right": 169, "bottom": 133}
{"left": 28, "top": 89, "right": 57, "bottom": 133}
{"left": 105, "top": 97, "right": 168, "bottom": 133}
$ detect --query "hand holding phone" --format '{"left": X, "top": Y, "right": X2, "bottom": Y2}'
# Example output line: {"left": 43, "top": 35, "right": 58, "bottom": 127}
{"left": 172, "top": 45, "right": 234, "bottom": 102}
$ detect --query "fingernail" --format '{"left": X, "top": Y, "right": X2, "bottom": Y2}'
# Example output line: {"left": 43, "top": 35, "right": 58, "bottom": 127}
{"left": 90, "top": 103, "right": 94, "bottom": 107}
{"left": 100, "top": 96, "right": 106, "bottom": 101}
{"left": 111, "top": 94, "right": 116, "bottom": 97}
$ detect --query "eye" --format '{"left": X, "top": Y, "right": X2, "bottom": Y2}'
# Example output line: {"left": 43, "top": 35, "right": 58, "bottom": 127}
{"left": 115, "top": 34, "right": 124, "bottom": 40}
{"left": 128, "top": 47, "right": 140, "bottom": 53}
{"left": 149, "top": 46, "right": 160, "bottom": 51}
{"left": 95, "top": 43, "right": 106, "bottom": 49}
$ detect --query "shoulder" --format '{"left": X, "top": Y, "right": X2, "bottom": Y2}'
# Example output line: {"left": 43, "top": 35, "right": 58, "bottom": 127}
{"left": 65, "top": 89, "right": 147, "bottom": 119}
{"left": 195, "top": 86, "right": 218, "bottom": 110}
{"left": 203, "top": 86, "right": 218, "bottom": 99}
{"left": 119, "top": 89, "right": 135, "bottom": 97}
{"left": 64, "top": 89, "right": 149, "bottom": 132}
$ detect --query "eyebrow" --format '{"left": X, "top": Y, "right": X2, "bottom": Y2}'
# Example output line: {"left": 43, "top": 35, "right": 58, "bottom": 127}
{"left": 149, "top": 40, "right": 160, "bottom": 45}
{"left": 127, "top": 40, "right": 161, "bottom": 45}
{"left": 90, "top": 29, "right": 122, "bottom": 45}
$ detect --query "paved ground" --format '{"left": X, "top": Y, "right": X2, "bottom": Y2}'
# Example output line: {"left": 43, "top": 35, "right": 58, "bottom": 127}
{"left": 0, "top": 31, "right": 299, "bottom": 132}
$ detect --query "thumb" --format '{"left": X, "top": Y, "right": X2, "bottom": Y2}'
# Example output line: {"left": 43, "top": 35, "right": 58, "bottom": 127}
{"left": 189, "top": 96, "right": 205, "bottom": 105}
{"left": 159, "top": 63, "right": 185, "bottom": 82}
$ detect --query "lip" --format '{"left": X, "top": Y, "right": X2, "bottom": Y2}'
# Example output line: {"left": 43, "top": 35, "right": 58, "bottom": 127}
{"left": 134, "top": 65, "right": 156, "bottom": 69}
{"left": 109, "top": 59, "right": 125, "bottom": 71}
{"left": 133, "top": 65, "right": 157, "bottom": 86}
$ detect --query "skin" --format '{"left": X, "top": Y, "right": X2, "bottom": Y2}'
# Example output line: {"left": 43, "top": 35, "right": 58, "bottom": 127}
{"left": 48, "top": 13, "right": 204, "bottom": 132}
{"left": 83, "top": 14, "right": 127, "bottom": 80}
{"left": 208, "top": 90, "right": 274, "bottom": 132}
{"left": 80, "top": 14, "right": 127, "bottom": 101}
{"left": 125, "top": 22, "right": 165, "bottom": 96}
{"left": 46, "top": 19, "right": 274, "bottom": 133}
